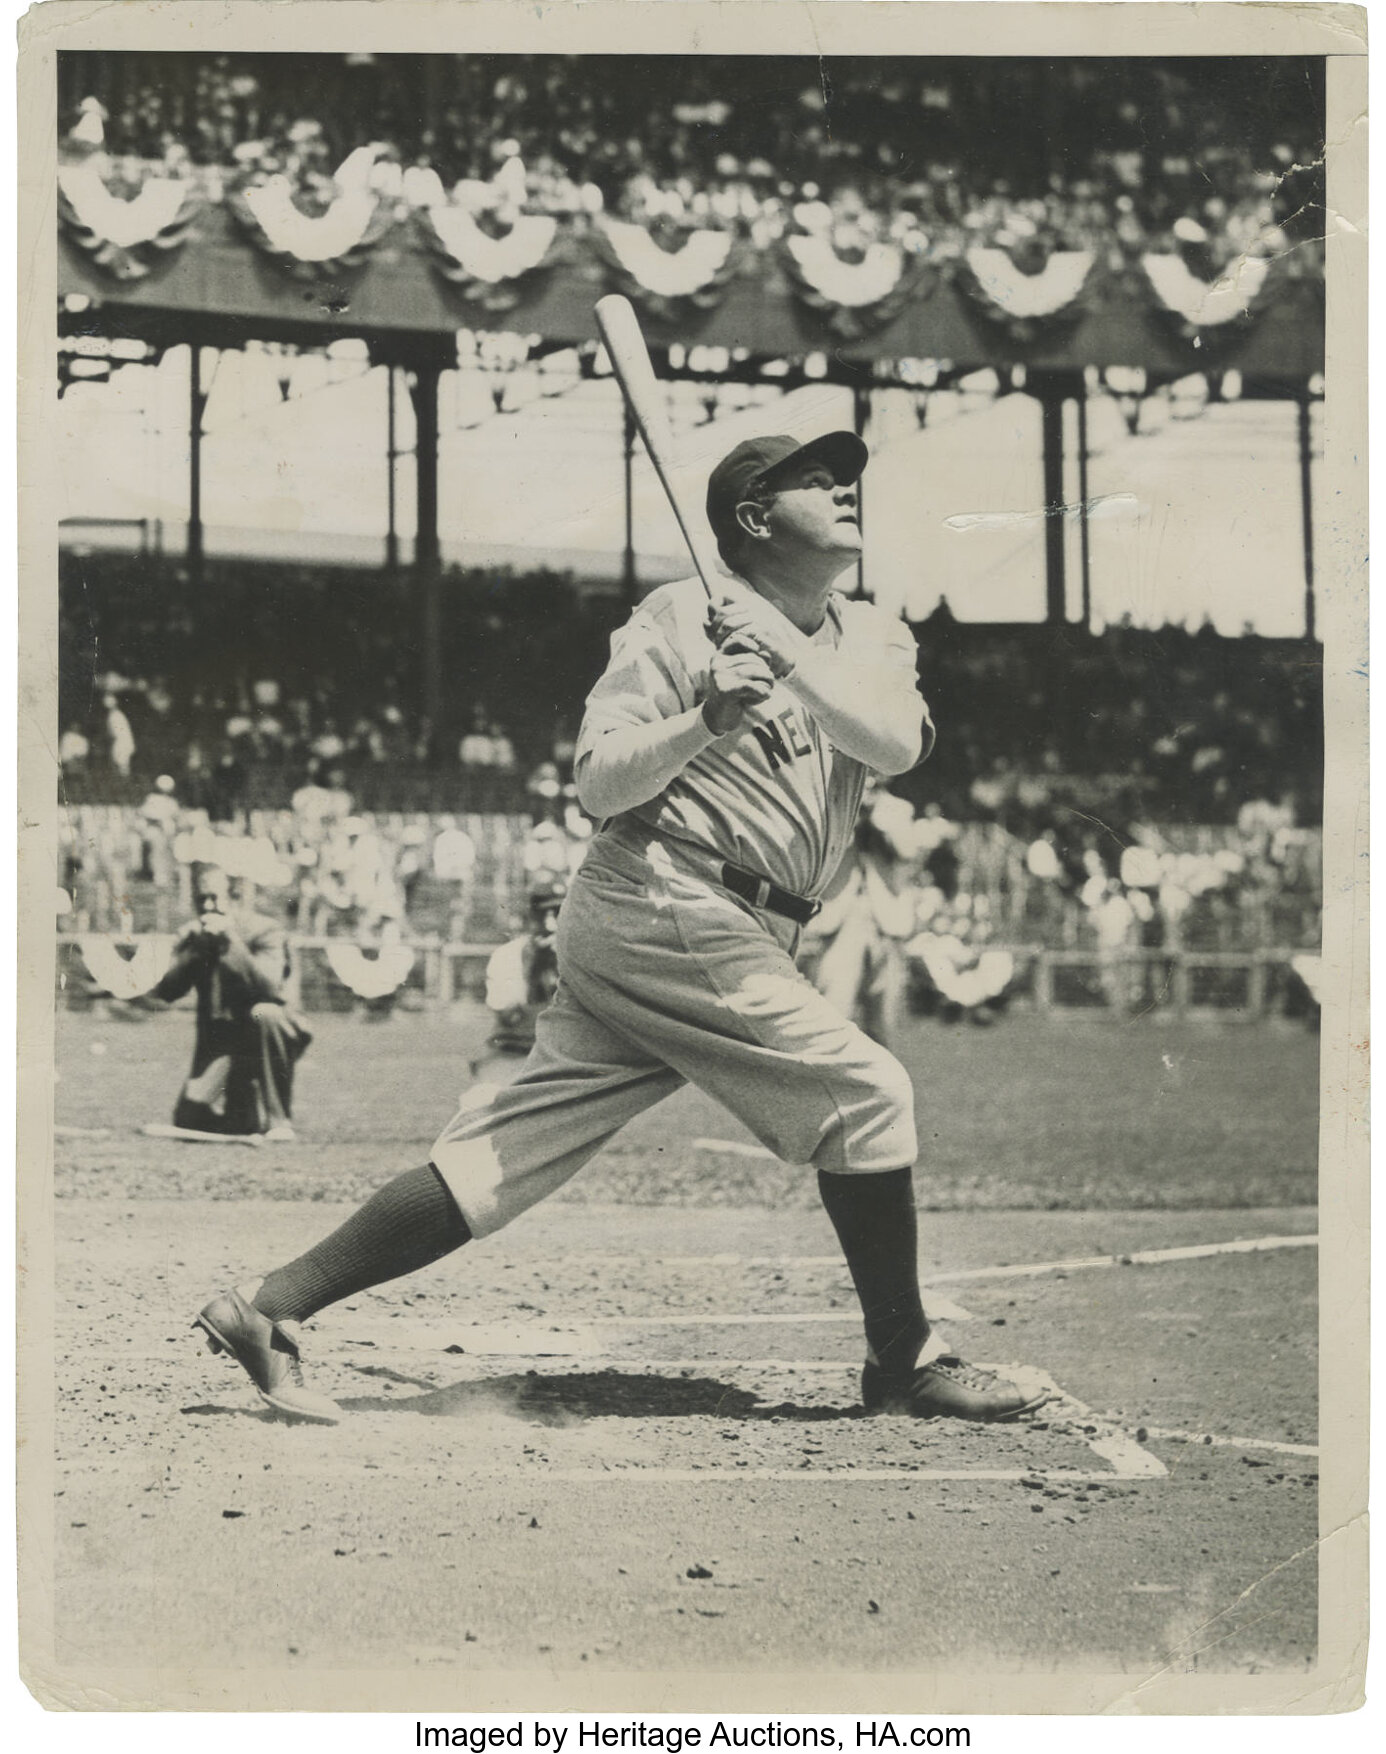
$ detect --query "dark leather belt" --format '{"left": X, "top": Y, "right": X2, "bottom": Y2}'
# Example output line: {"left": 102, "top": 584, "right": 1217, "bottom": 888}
{"left": 720, "top": 862, "right": 821, "bottom": 926}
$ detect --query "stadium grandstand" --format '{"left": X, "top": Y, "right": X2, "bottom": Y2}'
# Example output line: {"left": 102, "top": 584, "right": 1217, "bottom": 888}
{"left": 55, "top": 52, "right": 1326, "bottom": 1021}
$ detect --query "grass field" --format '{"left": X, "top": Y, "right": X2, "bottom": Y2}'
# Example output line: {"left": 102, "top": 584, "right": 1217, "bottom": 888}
{"left": 53, "top": 1004, "right": 1320, "bottom": 1210}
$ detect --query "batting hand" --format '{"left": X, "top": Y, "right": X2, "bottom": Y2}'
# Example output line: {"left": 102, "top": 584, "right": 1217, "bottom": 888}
{"left": 707, "top": 592, "right": 809, "bottom": 681}
{"left": 702, "top": 646, "right": 777, "bottom": 736}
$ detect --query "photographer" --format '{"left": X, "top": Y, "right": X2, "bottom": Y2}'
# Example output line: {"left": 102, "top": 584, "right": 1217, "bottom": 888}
{"left": 150, "top": 865, "right": 311, "bottom": 1140}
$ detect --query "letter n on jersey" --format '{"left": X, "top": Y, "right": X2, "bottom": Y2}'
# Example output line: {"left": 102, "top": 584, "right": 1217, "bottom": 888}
{"left": 751, "top": 708, "right": 813, "bottom": 771}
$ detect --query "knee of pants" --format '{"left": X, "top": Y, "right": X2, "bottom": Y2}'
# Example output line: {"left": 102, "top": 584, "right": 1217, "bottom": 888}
{"left": 858, "top": 1047, "right": 917, "bottom": 1160}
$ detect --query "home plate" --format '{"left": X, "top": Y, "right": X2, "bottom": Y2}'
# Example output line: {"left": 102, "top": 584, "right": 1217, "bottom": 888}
{"left": 139, "top": 1123, "right": 264, "bottom": 1147}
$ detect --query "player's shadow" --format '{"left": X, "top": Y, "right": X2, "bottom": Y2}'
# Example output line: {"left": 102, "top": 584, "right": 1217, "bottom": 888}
{"left": 339, "top": 1367, "right": 860, "bottom": 1424}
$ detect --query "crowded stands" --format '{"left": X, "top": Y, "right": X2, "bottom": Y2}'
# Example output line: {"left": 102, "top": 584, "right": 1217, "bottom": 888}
{"left": 58, "top": 53, "right": 1326, "bottom": 276}
{"left": 55, "top": 53, "right": 1325, "bottom": 1008}
{"left": 57, "top": 544, "right": 1323, "bottom": 993}
{"left": 59, "top": 551, "right": 1324, "bottom": 830}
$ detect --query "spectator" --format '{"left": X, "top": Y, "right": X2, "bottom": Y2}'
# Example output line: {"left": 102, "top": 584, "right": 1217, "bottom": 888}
{"left": 104, "top": 692, "right": 136, "bottom": 778}
{"left": 459, "top": 709, "right": 497, "bottom": 769}
{"left": 58, "top": 722, "right": 90, "bottom": 775}
{"left": 432, "top": 814, "right": 479, "bottom": 941}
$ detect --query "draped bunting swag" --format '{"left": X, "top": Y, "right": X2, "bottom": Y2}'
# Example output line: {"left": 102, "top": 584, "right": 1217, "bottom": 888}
{"left": 1140, "top": 253, "right": 1272, "bottom": 327}
{"left": 323, "top": 942, "right": 416, "bottom": 999}
{"left": 955, "top": 246, "right": 1097, "bottom": 344}
{"left": 777, "top": 235, "right": 934, "bottom": 339}
{"left": 79, "top": 935, "right": 176, "bottom": 998}
{"left": 228, "top": 147, "right": 402, "bottom": 279}
{"left": 58, "top": 147, "right": 1299, "bottom": 358}
{"left": 57, "top": 162, "right": 202, "bottom": 281}
{"left": 416, "top": 207, "right": 563, "bottom": 310}
{"left": 590, "top": 217, "right": 743, "bottom": 323}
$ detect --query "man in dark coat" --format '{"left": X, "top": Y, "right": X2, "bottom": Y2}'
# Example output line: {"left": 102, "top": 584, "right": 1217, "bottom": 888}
{"left": 151, "top": 866, "right": 311, "bottom": 1139}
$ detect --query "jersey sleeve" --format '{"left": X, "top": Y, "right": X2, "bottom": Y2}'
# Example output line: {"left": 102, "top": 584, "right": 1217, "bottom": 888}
{"left": 839, "top": 600, "right": 933, "bottom": 752}
{"left": 575, "top": 595, "right": 699, "bottom": 758}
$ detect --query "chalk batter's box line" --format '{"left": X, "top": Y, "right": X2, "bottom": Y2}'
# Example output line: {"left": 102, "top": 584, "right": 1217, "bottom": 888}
{"left": 491, "top": 1233, "right": 1319, "bottom": 1279}
{"left": 331, "top": 1351, "right": 1316, "bottom": 1463}
{"left": 533, "top": 1468, "right": 1149, "bottom": 1484}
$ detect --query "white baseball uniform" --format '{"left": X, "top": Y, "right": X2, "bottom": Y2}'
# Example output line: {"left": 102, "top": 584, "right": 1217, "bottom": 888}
{"left": 430, "top": 576, "right": 931, "bottom": 1239}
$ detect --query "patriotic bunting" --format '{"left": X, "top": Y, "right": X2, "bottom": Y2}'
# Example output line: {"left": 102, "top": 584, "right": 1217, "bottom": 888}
{"left": 57, "top": 161, "right": 202, "bottom": 281}
{"left": 956, "top": 247, "right": 1097, "bottom": 343}
{"left": 778, "top": 235, "right": 932, "bottom": 338}
{"left": 79, "top": 935, "right": 176, "bottom": 998}
{"left": 591, "top": 218, "right": 742, "bottom": 322}
{"left": 1140, "top": 253, "right": 1271, "bottom": 327}
{"left": 964, "top": 248, "right": 1095, "bottom": 319}
{"left": 323, "top": 942, "right": 416, "bottom": 999}
{"left": 228, "top": 145, "right": 402, "bottom": 279}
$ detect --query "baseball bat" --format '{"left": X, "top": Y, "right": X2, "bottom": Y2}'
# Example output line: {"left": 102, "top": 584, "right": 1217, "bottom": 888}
{"left": 594, "top": 294, "right": 727, "bottom": 602}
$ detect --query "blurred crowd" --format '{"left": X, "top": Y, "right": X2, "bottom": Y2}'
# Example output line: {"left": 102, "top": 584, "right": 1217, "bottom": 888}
{"left": 59, "top": 762, "right": 1320, "bottom": 981}
{"left": 60, "top": 554, "right": 1325, "bottom": 839}
{"left": 60, "top": 53, "right": 1326, "bottom": 277}
{"left": 60, "top": 769, "right": 595, "bottom": 949}
{"left": 58, "top": 553, "right": 608, "bottom": 814}
{"left": 906, "top": 605, "right": 1324, "bottom": 829}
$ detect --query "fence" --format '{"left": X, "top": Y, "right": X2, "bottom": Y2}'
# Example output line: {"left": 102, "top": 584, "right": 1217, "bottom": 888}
{"left": 56, "top": 934, "right": 1318, "bottom": 1025}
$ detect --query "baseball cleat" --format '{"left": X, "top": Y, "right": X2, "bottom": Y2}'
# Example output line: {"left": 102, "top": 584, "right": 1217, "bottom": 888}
{"left": 194, "top": 1288, "right": 340, "bottom": 1425}
{"left": 862, "top": 1356, "right": 1050, "bottom": 1423}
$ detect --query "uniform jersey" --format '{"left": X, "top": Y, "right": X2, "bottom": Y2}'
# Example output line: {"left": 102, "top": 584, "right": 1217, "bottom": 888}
{"left": 575, "top": 577, "right": 927, "bottom": 899}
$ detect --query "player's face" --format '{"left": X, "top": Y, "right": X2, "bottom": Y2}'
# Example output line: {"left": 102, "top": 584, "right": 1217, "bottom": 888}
{"left": 763, "top": 459, "right": 862, "bottom": 558}
{"left": 195, "top": 874, "right": 230, "bottom": 916}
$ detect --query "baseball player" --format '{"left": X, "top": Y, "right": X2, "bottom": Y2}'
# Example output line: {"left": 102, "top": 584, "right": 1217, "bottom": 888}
{"left": 481, "top": 877, "right": 566, "bottom": 1056}
{"left": 195, "top": 431, "right": 1045, "bottom": 1427}
{"left": 459, "top": 878, "right": 566, "bottom": 1091}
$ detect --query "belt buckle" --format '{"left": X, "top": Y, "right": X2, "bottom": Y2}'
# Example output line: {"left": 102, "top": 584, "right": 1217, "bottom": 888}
{"left": 753, "top": 877, "right": 772, "bottom": 910}
{"left": 806, "top": 898, "right": 822, "bottom": 920}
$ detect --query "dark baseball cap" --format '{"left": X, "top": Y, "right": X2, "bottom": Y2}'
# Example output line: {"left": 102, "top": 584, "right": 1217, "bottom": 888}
{"left": 705, "top": 430, "right": 868, "bottom": 558}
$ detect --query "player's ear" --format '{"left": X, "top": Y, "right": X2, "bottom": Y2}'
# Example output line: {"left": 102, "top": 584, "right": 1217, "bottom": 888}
{"left": 734, "top": 496, "right": 773, "bottom": 544}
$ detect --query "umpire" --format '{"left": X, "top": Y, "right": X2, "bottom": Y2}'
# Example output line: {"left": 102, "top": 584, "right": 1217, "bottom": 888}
{"left": 195, "top": 431, "right": 1044, "bottom": 1428}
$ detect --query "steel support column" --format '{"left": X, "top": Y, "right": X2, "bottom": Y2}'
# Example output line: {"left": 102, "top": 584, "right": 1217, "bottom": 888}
{"left": 1076, "top": 386, "right": 1092, "bottom": 632}
{"left": 188, "top": 343, "right": 206, "bottom": 587}
{"left": 1038, "top": 380, "right": 1067, "bottom": 624}
{"left": 852, "top": 383, "right": 870, "bottom": 599}
{"left": 385, "top": 364, "right": 399, "bottom": 574}
{"left": 409, "top": 361, "right": 443, "bottom": 738}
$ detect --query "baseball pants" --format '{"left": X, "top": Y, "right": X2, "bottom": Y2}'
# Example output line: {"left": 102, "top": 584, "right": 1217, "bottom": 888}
{"left": 431, "top": 830, "right": 917, "bottom": 1238}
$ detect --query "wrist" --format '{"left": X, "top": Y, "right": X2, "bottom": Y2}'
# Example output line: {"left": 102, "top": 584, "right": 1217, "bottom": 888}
{"left": 701, "top": 698, "right": 735, "bottom": 738}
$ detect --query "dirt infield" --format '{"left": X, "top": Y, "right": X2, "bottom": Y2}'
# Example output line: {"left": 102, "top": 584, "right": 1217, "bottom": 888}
{"left": 30, "top": 1008, "right": 1321, "bottom": 1706}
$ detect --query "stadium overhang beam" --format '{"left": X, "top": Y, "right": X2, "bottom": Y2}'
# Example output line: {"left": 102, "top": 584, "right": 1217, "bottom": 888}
{"left": 58, "top": 222, "right": 1324, "bottom": 631}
